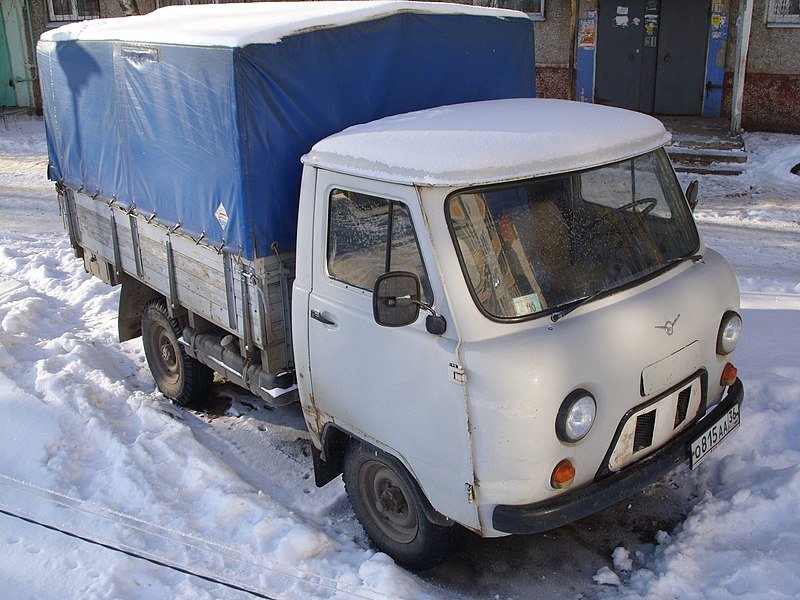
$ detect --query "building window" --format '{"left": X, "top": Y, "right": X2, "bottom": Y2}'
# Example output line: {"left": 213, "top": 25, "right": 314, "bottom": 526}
{"left": 48, "top": 0, "right": 100, "bottom": 22}
{"left": 471, "top": 0, "right": 545, "bottom": 21}
{"left": 155, "top": 0, "right": 544, "bottom": 18}
{"left": 767, "top": 0, "right": 800, "bottom": 25}
{"left": 157, "top": 0, "right": 244, "bottom": 6}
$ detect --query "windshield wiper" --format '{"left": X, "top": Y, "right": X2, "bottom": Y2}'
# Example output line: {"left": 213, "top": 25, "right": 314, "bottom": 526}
{"left": 550, "top": 254, "right": 703, "bottom": 323}
{"left": 666, "top": 253, "right": 704, "bottom": 267}
{"left": 550, "top": 288, "right": 614, "bottom": 323}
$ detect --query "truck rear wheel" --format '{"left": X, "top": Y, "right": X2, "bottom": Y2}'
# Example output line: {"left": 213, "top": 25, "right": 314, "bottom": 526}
{"left": 343, "top": 442, "right": 462, "bottom": 571}
{"left": 141, "top": 298, "right": 213, "bottom": 407}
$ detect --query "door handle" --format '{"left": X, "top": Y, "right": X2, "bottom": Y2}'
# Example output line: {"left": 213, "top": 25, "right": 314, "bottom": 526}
{"left": 310, "top": 309, "right": 336, "bottom": 326}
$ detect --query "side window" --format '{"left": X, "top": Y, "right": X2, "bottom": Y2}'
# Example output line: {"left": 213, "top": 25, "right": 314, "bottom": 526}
{"left": 327, "top": 189, "right": 432, "bottom": 303}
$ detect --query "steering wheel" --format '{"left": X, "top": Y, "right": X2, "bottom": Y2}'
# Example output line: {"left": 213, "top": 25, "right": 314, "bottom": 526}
{"left": 577, "top": 197, "right": 659, "bottom": 244}
{"left": 613, "top": 197, "right": 658, "bottom": 216}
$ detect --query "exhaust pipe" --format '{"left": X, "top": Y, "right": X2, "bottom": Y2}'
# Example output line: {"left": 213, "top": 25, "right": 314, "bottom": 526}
{"left": 180, "top": 327, "right": 297, "bottom": 406}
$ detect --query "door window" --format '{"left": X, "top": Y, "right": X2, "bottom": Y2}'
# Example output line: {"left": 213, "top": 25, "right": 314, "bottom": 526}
{"left": 327, "top": 189, "right": 432, "bottom": 303}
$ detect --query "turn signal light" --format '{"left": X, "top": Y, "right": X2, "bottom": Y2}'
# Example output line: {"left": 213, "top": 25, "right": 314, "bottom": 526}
{"left": 551, "top": 459, "right": 576, "bottom": 489}
{"left": 721, "top": 363, "right": 738, "bottom": 387}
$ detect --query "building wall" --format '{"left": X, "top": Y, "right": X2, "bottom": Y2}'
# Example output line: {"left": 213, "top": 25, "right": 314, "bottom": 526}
{"left": 13, "top": 0, "right": 800, "bottom": 132}
{"left": 533, "top": 0, "right": 573, "bottom": 98}
{"left": 725, "top": 0, "right": 800, "bottom": 133}
{"left": 568, "top": 0, "right": 800, "bottom": 133}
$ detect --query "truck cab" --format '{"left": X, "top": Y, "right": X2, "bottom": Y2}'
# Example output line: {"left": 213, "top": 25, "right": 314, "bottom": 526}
{"left": 294, "top": 98, "right": 743, "bottom": 568}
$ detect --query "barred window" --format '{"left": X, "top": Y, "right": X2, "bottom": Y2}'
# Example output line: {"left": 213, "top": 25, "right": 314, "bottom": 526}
{"left": 157, "top": 0, "right": 247, "bottom": 6}
{"left": 48, "top": 0, "right": 100, "bottom": 22}
{"left": 767, "top": 0, "right": 800, "bottom": 25}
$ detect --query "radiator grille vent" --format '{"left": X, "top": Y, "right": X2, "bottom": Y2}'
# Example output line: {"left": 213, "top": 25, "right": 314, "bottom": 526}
{"left": 634, "top": 410, "right": 656, "bottom": 452}
{"left": 674, "top": 387, "right": 692, "bottom": 428}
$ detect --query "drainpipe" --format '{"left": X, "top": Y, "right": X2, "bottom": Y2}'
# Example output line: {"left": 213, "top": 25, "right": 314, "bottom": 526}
{"left": 14, "top": 0, "right": 38, "bottom": 84}
{"left": 730, "top": 0, "right": 754, "bottom": 134}
{"left": 569, "top": 0, "right": 578, "bottom": 101}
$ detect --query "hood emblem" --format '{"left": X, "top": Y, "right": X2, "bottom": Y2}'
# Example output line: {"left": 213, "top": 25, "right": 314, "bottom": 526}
{"left": 655, "top": 314, "right": 680, "bottom": 336}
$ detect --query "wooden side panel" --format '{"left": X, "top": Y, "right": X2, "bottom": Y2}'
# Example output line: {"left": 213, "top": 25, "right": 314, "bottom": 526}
{"left": 70, "top": 191, "right": 294, "bottom": 373}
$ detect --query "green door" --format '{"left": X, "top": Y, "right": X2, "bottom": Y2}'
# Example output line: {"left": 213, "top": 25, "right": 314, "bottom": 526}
{"left": 0, "top": 10, "right": 18, "bottom": 107}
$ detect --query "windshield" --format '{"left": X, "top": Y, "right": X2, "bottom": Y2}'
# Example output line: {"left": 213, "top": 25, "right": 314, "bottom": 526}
{"left": 447, "top": 149, "right": 699, "bottom": 320}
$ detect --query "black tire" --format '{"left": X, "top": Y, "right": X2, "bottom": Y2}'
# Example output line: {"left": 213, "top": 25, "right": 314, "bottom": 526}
{"left": 141, "top": 298, "right": 213, "bottom": 407}
{"left": 343, "top": 442, "right": 463, "bottom": 571}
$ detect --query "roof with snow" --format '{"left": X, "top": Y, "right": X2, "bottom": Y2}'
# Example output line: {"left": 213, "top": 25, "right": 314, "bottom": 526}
{"left": 39, "top": 0, "right": 528, "bottom": 47}
{"left": 303, "top": 98, "right": 673, "bottom": 186}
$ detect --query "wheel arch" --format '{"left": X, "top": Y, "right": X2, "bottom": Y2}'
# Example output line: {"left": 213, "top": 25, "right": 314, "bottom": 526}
{"left": 312, "top": 422, "right": 351, "bottom": 488}
{"left": 315, "top": 424, "right": 452, "bottom": 528}
{"left": 118, "top": 274, "right": 160, "bottom": 342}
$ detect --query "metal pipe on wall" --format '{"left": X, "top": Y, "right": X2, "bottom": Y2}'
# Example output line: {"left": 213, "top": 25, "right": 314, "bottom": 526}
{"left": 730, "top": 0, "right": 754, "bottom": 133}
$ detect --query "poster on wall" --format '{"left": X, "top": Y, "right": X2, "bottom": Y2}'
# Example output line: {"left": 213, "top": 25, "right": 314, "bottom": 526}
{"left": 644, "top": 13, "right": 658, "bottom": 47}
{"left": 578, "top": 16, "right": 597, "bottom": 49}
{"left": 576, "top": 12, "right": 598, "bottom": 102}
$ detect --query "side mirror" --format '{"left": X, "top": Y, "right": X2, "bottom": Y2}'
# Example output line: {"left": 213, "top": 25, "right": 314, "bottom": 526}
{"left": 685, "top": 179, "right": 699, "bottom": 212}
{"left": 373, "top": 271, "right": 421, "bottom": 327}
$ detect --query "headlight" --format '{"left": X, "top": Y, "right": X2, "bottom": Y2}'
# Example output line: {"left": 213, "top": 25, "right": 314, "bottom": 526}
{"left": 556, "top": 391, "right": 596, "bottom": 443}
{"left": 717, "top": 311, "right": 742, "bottom": 355}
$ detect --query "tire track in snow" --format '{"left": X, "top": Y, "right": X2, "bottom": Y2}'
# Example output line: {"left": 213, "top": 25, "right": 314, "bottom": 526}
{"left": 0, "top": 225, "right": 433, "bottom": 598}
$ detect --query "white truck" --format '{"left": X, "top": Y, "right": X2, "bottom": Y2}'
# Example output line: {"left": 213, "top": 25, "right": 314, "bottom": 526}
{"left": 38, "top": 1, "right": 743, "bottom": 570}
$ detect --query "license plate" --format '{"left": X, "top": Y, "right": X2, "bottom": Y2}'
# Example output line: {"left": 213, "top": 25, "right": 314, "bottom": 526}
{"left": 690, "top": 403, "right": 740, "bottom": 470}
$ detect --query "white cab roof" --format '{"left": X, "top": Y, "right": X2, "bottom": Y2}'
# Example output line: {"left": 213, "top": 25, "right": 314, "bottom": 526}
{"left": 303, "top": 98, "right": 672, "bottom": 186}
{"left": 40, "top": 1, "right": 527, "bottom": 47}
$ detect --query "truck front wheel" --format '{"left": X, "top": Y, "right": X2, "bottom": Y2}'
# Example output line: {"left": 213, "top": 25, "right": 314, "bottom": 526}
{"left": 141, "top": 298, "right": 213, "bottom": 407}
{"left": 343, "top": 442, "right": 462, "bottom": 571}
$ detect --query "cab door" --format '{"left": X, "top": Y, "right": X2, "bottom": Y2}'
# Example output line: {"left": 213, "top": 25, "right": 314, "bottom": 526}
{"left": 305, "top": 169, "right": 479, "bottom": 529}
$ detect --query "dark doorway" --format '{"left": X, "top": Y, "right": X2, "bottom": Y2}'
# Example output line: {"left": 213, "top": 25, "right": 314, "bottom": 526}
{"left": 595, "top": 0, "right": 711, "bottom": 115}
{"left": 595, "top": 0, "right": 649, "bottom": 112}
{"left": 0, "top": 10, "right": 18, "bottom": 107}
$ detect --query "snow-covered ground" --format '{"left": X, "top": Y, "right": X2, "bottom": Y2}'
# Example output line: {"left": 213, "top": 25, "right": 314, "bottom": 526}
{"left": 0, "top": 116, "right": 798, "bottom": 599}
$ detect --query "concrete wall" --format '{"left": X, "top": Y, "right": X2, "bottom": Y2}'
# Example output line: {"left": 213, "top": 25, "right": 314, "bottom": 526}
{"left": 533, "top": 0, "right": 573, "bottom": 98}
{"left": 13, "top": 0, "right": 800, "bottom": 132}
{"left": 725, "top": 0, "right": 800, "bottom": 132}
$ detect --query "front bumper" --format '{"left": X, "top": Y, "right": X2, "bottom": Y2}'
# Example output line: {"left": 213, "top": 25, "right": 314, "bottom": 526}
{"left": 492, "top": 378, "right": 744, "bottom": 535}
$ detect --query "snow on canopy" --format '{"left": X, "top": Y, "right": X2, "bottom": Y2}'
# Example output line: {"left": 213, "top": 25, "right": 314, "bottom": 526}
{"left": 39, "top": 0, "right": 528, "bottom": 47}
{"left": 304, "top": 98, "right": 673, "bottom": 186}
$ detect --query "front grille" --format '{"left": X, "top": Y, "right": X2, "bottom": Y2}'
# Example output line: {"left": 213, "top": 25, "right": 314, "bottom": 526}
{"left": 634, "top": 410, "right": 656, "bottom": 452}
{"left": 674, "top": 386, "right": 692, "bottom": 428}
{"left": 605, "top": 375, "right": 705, "bottom": 473}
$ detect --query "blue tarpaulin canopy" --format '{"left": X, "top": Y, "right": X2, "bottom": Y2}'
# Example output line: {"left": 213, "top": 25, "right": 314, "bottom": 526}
{"left": 38, "top": 5, "right": 535, "bottom": 259}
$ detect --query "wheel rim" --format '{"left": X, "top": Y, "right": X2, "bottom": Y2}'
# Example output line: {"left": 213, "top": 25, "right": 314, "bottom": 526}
{"left": 147, "top": 323, "right": 181, "bottom": 386}
{"left": 359, "top": 459, "right": 419, "bottom": 544}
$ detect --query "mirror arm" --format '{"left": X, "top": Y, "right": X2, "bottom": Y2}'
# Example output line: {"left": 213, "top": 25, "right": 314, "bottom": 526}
{"left": 414, "top": 301, "right": 447, "bottom": 336}
{"left": 413, "top": 300, "right": 436, "bottom": 316}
